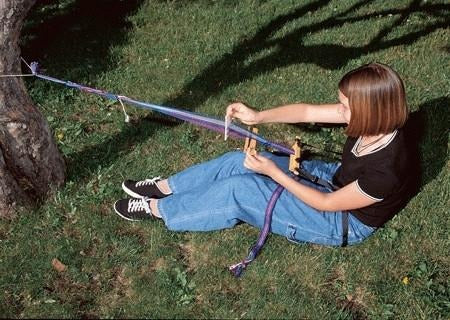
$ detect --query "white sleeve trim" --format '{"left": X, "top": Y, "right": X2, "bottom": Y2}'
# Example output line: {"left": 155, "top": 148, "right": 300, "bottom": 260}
{"left": 355, "top": 180, "right": 383, "bottom": 202}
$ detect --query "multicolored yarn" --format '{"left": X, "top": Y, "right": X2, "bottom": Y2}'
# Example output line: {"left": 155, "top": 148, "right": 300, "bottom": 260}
{"left": 29, "top": 62, "right": 293, "bottom": 155}
{"left": 26, "top": 61, "right": 300, "bottom": 278}
{"left": 229, "top": 183, "right": 286, "bottom": 277}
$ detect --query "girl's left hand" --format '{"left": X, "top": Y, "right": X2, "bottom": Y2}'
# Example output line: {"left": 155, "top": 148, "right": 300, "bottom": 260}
{"left": 244, "top": 151, "right": 280, "bottom": 177}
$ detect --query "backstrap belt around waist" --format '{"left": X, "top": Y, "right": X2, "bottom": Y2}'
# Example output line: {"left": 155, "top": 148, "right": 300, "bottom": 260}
{"left": 296, "top": 167, "right": 337, "bottom": 191}
{"left": 341, "top": 211, "right": 349, "bottom": 247}
{"left": 296, "top": 167, "right": 349, "bottom": 247}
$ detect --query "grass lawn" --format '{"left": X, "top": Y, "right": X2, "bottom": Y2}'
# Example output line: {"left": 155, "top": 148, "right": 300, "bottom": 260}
{"left": 1, "top": 0, "right": 449, "bottom": 318}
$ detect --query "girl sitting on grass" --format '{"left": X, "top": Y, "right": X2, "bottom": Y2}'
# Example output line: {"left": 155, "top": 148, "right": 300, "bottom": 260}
{"left": 113, "top": 62, "right": 415, "bottom": 247}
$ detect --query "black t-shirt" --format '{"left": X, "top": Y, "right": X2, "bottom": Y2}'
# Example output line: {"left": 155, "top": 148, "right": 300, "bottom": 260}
{"left": 332, "top": 129, "right": 414, "bottom": 227}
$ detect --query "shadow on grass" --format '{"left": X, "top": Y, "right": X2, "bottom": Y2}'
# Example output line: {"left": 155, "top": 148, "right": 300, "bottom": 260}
{"left": 21, "top": 0, "right": 144, "bottom": 80}
{"left": 405, "top": 96, "right": 449, "bottom": 188}
{"left": 162, "top": 0, "right": 448, "bottom": 108}
{"left": 22, "top": 0, "right": 448, "bottom": 181}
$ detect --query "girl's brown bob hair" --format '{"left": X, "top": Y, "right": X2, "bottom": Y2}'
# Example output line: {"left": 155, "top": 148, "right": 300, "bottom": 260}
{"left": 338, "top": 63, "right": 408, "bottom": 137}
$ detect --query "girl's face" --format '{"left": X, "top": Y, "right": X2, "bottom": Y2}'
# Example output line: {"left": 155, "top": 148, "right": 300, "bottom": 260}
{"left": 338, "top": 90, "right": 351, "bottom": 123}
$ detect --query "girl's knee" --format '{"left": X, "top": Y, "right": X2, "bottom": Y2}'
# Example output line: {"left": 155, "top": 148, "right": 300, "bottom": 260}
{"left": 224, "top": 174, "right": 274, "bottom": 201}
{"left": 222, "top": 150, "right": 245, "bottom": 162}
{"left": 219, "top": 151, "right": 246, "bottom": 171}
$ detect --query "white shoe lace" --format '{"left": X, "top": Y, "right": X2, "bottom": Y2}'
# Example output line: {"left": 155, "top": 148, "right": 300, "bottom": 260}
{"left": 136, "top": 177, "right": 161, "bottom": 187}
{"left": 127, "top": 198, "right": 152, "bottom": 214}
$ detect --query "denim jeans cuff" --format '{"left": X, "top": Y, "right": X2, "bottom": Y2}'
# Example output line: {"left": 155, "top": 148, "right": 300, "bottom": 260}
{"left": 167, "top": 176, "right": 177, "bottom": 194}
{"left": 157, "top": 198, "right": 169, "bottom": 223}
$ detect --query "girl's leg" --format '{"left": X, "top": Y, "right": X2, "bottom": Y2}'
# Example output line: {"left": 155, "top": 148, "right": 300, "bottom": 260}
{"left": 160, "top": 169, "right": 375, "bottom": 246}
{"left": 166, "top": 151, "right": 290, "bottom": 194}
{"left": 158, "top": 173, "right": 281, "bottom": 232}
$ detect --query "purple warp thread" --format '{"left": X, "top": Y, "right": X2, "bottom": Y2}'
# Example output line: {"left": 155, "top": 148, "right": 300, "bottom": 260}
{"left": 229, "top": 183, "right": 285, "bottom": 277}
{"left": 27, "top": 61, "right": 299, "bottom": 277}
{"left": 229, "top": 174, "right": 301, "bottom": 277}
{"left": 28, "top": 61, "right": 293, "bottom": 155}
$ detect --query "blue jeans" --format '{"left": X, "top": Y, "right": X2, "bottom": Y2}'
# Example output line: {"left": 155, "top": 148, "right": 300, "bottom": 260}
{"left": 158, "top": 151, "right": 375, "bottom": 246}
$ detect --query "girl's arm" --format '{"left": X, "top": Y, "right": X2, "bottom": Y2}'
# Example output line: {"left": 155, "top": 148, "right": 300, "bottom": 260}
{"left": 226, "top": 102, "right": 347, "bottom": 125}
{"left": 245, "top": 153, "right": 376, "bottom": 212}
{"left": 271, "top": 170, "right": 376, "bottom": 211}
{"left": 258, "top": 103, "right": 347, "bottom": 124}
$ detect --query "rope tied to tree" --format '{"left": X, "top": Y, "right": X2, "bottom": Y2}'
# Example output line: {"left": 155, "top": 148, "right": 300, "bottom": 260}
{"left": 23, "top": 60, "right": 295, "bottom": 156}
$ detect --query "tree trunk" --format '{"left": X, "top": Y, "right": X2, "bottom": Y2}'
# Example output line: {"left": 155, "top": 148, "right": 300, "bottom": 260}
{"left": 0, "top": 0, "right": 66, "bottom": 218}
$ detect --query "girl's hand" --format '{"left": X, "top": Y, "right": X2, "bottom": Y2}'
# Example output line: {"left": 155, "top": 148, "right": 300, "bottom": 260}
{"left": 244, "top": 151, "right": 280, "bottom": 177}
{"left": 226, "top": 102, "right": 260, "bottom": 125}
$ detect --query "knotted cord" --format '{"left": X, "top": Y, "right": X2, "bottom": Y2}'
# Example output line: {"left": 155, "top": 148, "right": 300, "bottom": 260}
{"left": 25, "top": 61, "right": 294, "bottom": 155}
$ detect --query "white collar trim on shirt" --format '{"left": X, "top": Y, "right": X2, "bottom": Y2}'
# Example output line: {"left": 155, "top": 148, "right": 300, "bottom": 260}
{"left": 351, "top": 130, "right": 398, "bottom": 157}
{"left": 355, "top": 180, "right": 383, "bottom": 201}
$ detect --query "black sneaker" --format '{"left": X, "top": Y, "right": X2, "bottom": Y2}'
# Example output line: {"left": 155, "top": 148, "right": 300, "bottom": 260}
{"left": 122, "top": 177, "right": 170, "bottom": 199}
{"left": 114, "top": 198, "right": 153, "bottom": 221}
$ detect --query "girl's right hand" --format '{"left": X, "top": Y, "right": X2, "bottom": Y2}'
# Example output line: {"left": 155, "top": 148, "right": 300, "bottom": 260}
{"left": 226, "top": 102, "right": 260, "bottom": 125}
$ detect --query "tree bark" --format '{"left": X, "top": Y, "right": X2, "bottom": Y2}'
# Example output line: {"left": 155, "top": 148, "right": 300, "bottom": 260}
{"left": 0, "top": 0, "right": 66, "bottom": 218}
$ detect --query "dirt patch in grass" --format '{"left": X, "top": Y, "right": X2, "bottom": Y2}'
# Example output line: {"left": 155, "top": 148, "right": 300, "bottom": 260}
{"left": 139, "top": 257, "right": 168, "bottom": 275}
{"left": 195, "top": 279, "right": 243, "bottom": 307}
{"left": 177, "top": 234, "right": 235, "bottom": 273}
{"left": 43, "top": 272, "right": 101, "bottom": 317}
{"left": 177, "top": 239, "right": 211, "bottom": 270}
{"left": 178, "top": 242, "right": 197, "bottom": 272}
{"left": 98, "top": 203, "right": 113, "bottom": 217}
{"left": 338, "top": 285, "right": 373, "bottom": 320}
{"left": 77, "top": 235, "right": 102, "bottom": 258}
{"left": 324, "top": 264, "right": 346, "bottom": 286}
{"left": 0, "top": 221, "right": 10, "bottom": 240}
{"left": 322, "top": 266, "right": 372, "bottom": 320}
{"left": 96, "top": 267, "right": 135, "bottom": 315}
{"left": 150, "top": 257, "right": 168, "bottom": 271}
{"left": 62, "top": 224, "right": 82, "bottom": 240}
{"left": 115, "top": 224, "right": 148, "bottom": 246}
{"left": 2, "top": 290, "right": 25, "bottom": 317}
{"left": 337, "top": 292, "right": 368, "bottom": 320}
